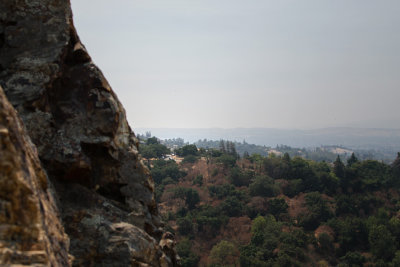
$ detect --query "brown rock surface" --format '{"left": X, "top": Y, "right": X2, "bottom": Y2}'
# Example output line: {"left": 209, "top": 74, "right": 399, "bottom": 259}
{"left": 0, "top": 87, "right": 70, "bottom": 266}
{"left": 0, "top": 0, "right": 178, "bottom": 266}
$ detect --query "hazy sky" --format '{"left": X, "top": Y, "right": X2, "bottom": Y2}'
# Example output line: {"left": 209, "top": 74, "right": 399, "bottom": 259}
{"left": 70, "top": 0, "right": 400, "bottom": 129}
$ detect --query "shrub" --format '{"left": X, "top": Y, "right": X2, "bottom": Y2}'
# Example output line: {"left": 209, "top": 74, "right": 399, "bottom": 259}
{"left": 282, "top": 179, "right": 303, "bottom": 197}
{"left": 177, "top": 217, "right": 193, "bottom": 235}
{"left": 229, "top": 166, "right": 253, "bottom": 187}
{"left": 327, "top": 217, "right": 368, "bottom": 253}
{"left": 268, "top": 198, "right": 288, "bottom": 217}
{"left": 161, "top": 177, "right": 176, "bottom": 185}
{"left": 263, "top": 155, "right": 291, "bottom": 179}
{"left": 392, "top": 251, "right": 400, "bottom": 266}
{"left": 193, "top": 205, "right": 228, "bottom": 235}
{"left": 151, "top": 159, "right": 185, "bottom": 184}
{"left": 317, "top": 233, "right": 334, "bottom": 254}
{"left": 175, "top": 144, "right": 198, "bottom": 157}
{"left": 241, "top": 215, "right": 282, "bottom": 263}
{"left": 299, "top": 192, "right": 333, "bottom": 230}
{"left": 340, "top": 251, "right": 366, "bottom": 266}
{"left": 182, "top": 154, "right": 198, "bottom": 163}
{"left": 217, "top": 154, "right": 237, "bottom": 168}
{"left": 176, "top": 238, "right": 200, "bottom": 267}
{"left": 249, "top": 175, "right": 279, "bottom": 197}
{"left": 218, "top": 196, "right": 244, "bottom": 217}
{"left": 369, "top": 224, "right": 396, "bottom": 260}
{"left": 388, "top": 216, "right": 400, "bottom": 241}
{"left": 211, "top": 168, "right": 219, "bottom": 177}
{"left": 209, "top": 240, "right": 240, "bottom": 267}
{"left": 358, "top": 160, "right": 391, "bottom": 190}
{"left": 279, "top": 228, "right": 308, "bottom": 249}
{"left": 146, "top": 137, "right": 159, "bottom": 145}
{"left": 172, "top": 187, "right": 200, "bottom": 209}
{"left": 193, "top": 174, "right": 203, "bottom": 186}
{"left": 335, "top": 195, "right": 358, "bottom": 216}
{"left": 140, "top": 143, "right": 170, "bottom": 159}
{"left": 208, "top": 184, "right": 247, "bottom": 200}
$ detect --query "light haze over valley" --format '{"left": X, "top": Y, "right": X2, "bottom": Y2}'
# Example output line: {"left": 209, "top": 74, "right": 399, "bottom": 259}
{"left": 71, "top": 0, "right": 400, "bottom": 131}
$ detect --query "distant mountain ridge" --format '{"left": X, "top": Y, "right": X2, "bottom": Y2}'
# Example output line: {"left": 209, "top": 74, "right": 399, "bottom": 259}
{"left": 136, "top": 127, "right": 400, "bottom": 150}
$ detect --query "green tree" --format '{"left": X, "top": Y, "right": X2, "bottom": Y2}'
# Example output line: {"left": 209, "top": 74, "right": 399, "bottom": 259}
{"left": 226, "top": 141, "right": 238, "bottom": 157}
{"left": 186, "top": 188, "right": 200, "bottom": 209}
{"left": 249, "top": 175, "right": 279, "bottom": 197}
{"left": 219, "top": 140, "right": 226, "bottom": 153}
{"left": 340, "top": 251, "right": 366, "bottom": 266}
{"left": 290, "top": 157, "right": 312, "bottom": 179}
{"left": 347, "top": 152, "right": 359, "bottom": 166}
{"left": 328, "top": 217, "right": 368, "bottom": 253}
{"left": 210, "top": 149, "right": 223, "bottom": 158}
{"left": 229, "top": 167, "right": 253, "bottom": 187}
{"left": 140, "top": 143, "right": 170, "bottom": 159}
{"left": 299, "top": 192, "right": 333, "bottom": 230}
{"left": 290, "top": 157, "right": 321, "bottom": 192}
{"left": 173, "top": 187, "right": 200, "bottom": 209}
{"left": 194, "top": 205, "right": 228, "bottom": 235}
{"left": 267, "top": 198, "right": 288, "bottom": 217}
{"left": 335, "top": 195, "right": 358, "bottom": 216}
{"left": 241, "top": 215, "right": 282, "bottom": 264}
{"left": 217, "top": 154, "right": 237, "bottom": 168}
{"left": 209, "top": 240, "right": 240, "bottom": 267}
{"left": 282, "top": 179, "right": 303, "bottom": 197}
{"left": 317, "top": 233, "right": 334, "bottom": 255}
{"left": 264, "top": 156, "right": 291, "bottom": 180}
{"left": 369, "top": 224, "right": 396, "bottom": 260}
{"left": 319, "top": 172, "right": 339, "bottom": 195}
{"left": 146, "top": 136, "right": 159, "bottom": 145}
{"left": 176, "top": 144, "right": 198, "bottom": 157}
{"left": 153, "top": 144, "right": 170, "bottom": 158}
{"left": 151, "top": 160, "right": 185, "bottom": 184}
{"left": 176, "top": 238, "right": 200, "bottom": 267}
{"left": 177, "top": 217, "right": 193, "bottom": 235}
{"left": 392, "top": 152, "right": 400, "bottom": 172}
{"left": 391, "top": 251, "right": 400, "bottom": 267}
{"left": 358, "top": 160, "right": 390, "bottom": 190}
{"left": 283, "top": 152, "right": 291, "bottom": 163}
{"left": 141, "top": 145, "right": 157, "bottom": 158}
{"left": 193, "top": 174, "right": 203, "bottom": 186}
{"left": 388, "top": 216, "right": 400, "bottom": 242}
{"left": 333, "top": 155, "right": 345, "bottom": 179}
{"left": 390, "top": 152, "right": 400, "bottom": 187}
{"left": 218, "top": 196, "right": 244, "bottom": 217}
{"left": 182, "top": 154, "right": 198, "bottom": 163}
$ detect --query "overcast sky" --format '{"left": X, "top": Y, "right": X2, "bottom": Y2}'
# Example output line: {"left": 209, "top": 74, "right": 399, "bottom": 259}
{"left": 70, "top": 0, "right": 400, "bottom": 129}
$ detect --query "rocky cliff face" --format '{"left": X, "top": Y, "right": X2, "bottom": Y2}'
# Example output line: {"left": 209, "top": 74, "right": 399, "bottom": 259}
{"left": 0, "top": 0, "right": 178, "bottom": 266}
{"left": 0, "top": 86, "right": 70, "bottom": 266}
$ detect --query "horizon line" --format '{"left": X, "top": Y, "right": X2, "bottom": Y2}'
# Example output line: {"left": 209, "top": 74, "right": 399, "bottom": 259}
{"left": 134, "top": 126, "right": 400, "bottom": 131}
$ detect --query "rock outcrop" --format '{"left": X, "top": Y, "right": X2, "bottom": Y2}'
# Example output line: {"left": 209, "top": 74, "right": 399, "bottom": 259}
{"left": 0, "top": 0, "right": 178, "bottom": 266}
{"left": 0, "top": 86, "right": 70, "bottom": 266}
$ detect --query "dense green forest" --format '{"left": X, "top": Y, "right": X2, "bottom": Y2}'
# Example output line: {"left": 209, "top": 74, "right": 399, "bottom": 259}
{"left": 139, "top": 135, "right": 400, "bottom": 267}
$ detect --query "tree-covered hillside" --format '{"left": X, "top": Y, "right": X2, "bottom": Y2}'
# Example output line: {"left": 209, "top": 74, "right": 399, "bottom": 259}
{"left": 140, "top": 136, "right": 400, "bottom": 267}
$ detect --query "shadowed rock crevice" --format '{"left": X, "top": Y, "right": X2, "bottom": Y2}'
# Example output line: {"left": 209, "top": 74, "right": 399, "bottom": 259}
{"left": 0, "top": 33, "right": 4, "bottom": 50}
{"left": 96, "top": 182, "right": 127, "bottom": 205}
